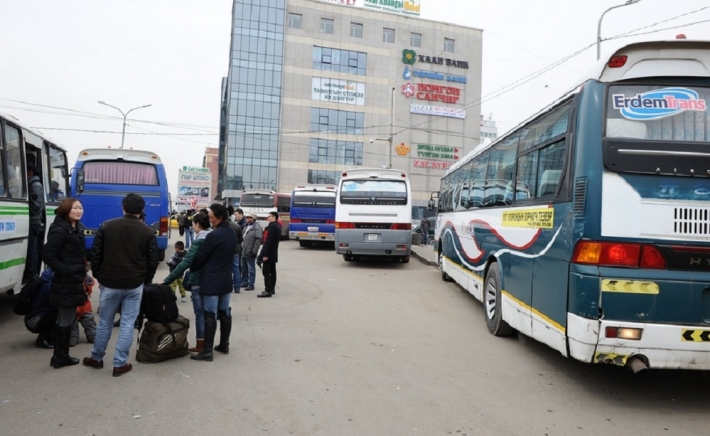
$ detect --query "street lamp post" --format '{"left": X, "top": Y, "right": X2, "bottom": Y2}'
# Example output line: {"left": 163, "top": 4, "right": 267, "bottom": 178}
{"left": 597, "top": 0, "right": 641, "bottom": 60}
{"left": 98, "top": 101, "right": 152, "bottom": 149}
{"left": 371, "top": 87, "right": 396, "bottom": 169}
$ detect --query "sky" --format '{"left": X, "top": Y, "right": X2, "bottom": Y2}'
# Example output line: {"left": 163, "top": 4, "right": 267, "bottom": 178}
{"left": 0, "top": 0, "right": 709, "bottom": 194}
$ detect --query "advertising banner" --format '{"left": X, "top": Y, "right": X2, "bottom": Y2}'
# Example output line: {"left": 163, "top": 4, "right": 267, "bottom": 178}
{"left": 410, "top": 104, "right": 466, "bottom": 119}
{"left": 177, "top": 166, "right": 212, "bottom": 209}
{"left": 363, "top": 0, "right": 421, "bottom": 16}
{"left": 312, "top": 78, "right": 365, "bottom": 105}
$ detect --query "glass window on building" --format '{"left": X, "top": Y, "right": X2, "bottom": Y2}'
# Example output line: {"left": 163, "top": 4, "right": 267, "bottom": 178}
{"left": 313, "top": 46, "right": 367, "bottom": 76}
{"left": 350, "top": 22, "right": 363, "bottom": 38}
{"left": 309, "top": 138, "right": 363, "bottom": 166}
{"left": 288, "top": 13, "right": 302, "bottom": 29}
{"left": 321, "top": 18, "right": 334, "bottom": 34}
{"left": 383, "top": 28, "right": 395, "bottom": 43}
{"left": 444, "top": 38, "right": 455, "bottom": 53}
{"left": 308, "top": 170, "right": 341, "bottom": 185}
{"left": 410, "top": 32, "right": 422, "bottom": 48}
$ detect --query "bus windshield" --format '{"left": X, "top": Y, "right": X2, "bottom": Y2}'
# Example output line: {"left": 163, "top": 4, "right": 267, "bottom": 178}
{"left": 84, "top": 161, "right": 158, "bottom": 185}
{"left": 241, "top": 193, "right": 275, "bottom": 207}
{"left": 292, "top": 192, "right": 335, "bottom": 208}
{"left": 339, "top": 180, "right": 407, "bottom": 205}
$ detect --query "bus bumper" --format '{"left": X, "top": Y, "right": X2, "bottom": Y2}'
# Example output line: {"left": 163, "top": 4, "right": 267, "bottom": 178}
{"left": 335, "top": 230, "right": 411, "bottom": 256}
{"left": 568, "top": 313, "right": 710, "bottom": 370}
{"left": 290, "top": 231, "right": 334, "bottom": 242}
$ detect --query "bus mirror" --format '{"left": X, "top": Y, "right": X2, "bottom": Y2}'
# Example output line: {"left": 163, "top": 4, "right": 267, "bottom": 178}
{"left": 61, "top": 167, "right": 67, "bottom": 177}
{"left": 76, "top": 169, "right": 85, "bottom": 193}
{"left": 427, "top": 199, "right": 436, "bottom": 211}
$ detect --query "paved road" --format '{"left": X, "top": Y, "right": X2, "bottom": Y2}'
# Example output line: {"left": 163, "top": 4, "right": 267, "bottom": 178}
{"left": 1, "top": 237, "right": 709, "bottom": 435}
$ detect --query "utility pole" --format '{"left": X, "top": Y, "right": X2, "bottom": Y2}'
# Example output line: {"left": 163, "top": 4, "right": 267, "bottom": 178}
{"left": 98, "top": 101, "right": 152, "bottom": 148}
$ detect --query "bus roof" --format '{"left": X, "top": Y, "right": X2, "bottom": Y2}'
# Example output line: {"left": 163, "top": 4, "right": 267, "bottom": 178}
{"left": 592, "top": 39, "right": 710, "bottom": 83}
{"left": 241, "top": 188, "right": 277, "bottom": 195}
{"left": 293, "top": 184, "right": 336, "bottom": 192}
{"left": 340, "top": 168, "right": 409, "bottom": 180}
{"left": 0, "top": 110, "right": 68, "bottom": 153}
{"left": 75, "top": 148, "right": 163, "bottom": 164}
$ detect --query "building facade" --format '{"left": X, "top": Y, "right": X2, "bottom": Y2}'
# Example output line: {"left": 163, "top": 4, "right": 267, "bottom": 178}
{"left": 202, "top": 147, "right": 219, "bottom": 201}
{"left": 220, "top": 0, "right": 482, "bottom": 208}
{"left": 480, "top": 114, "right": 498, "bottom": 140}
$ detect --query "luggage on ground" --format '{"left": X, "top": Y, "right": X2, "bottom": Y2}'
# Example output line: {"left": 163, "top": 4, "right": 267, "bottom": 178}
{"left": 140, "top": 283, "right": 179, "bottom": 324}
{"left": 136, "top": 315, "right": 190, "bottom": 363}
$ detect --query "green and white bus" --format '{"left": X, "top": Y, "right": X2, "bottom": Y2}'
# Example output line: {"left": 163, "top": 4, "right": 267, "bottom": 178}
{"left": 434, "top": 39, "right": 710, "bottom": 371}
{"left": 0, "top": 112, "right": 70, "bottom": 295}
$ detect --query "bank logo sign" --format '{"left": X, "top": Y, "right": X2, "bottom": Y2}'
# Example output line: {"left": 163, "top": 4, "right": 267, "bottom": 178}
{"left": 312, "top": 77, "right": 365, "bottom": 105}
{"left": 612, "top": 87, "right": 707, "bottom": 120}
{"left": 410, "top": 104, "right": 466, "bottom": 119}
{"left": 364, "top": 0, "right": 421, "bottom": 16}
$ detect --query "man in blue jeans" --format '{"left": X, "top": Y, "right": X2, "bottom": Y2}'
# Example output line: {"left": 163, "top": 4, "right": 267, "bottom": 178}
{"left": 82, "top": 193, "right": 158, "bottom": 377}
{"left": 240, "top": 213, "right": 262, "bottom": 291}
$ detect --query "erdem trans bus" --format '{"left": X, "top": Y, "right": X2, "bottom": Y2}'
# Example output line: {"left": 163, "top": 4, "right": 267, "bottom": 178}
{"left": 434, "top": 39, "right": 710, "bottom": 372}
{"left": 335, "top": 168, "right": 412, "bottom": 262}
{"left": 71, "top": 149, "right": 170, "bottom": 261}
{"left": 289, "top": 184, "right": 336, "bottom": 247}
{"left": 0, "top": 111, "right": 70, "bottom": 294}
{"left": 240, "top": 189, "right": 291, "bottom": 239}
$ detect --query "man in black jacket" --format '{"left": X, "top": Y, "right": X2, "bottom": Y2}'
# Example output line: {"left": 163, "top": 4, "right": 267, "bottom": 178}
{"left": 82, "top": 193, "right": 158, "bottom": 377}
{"left": 257, "top": 211, "right": 282, "bottom": 298}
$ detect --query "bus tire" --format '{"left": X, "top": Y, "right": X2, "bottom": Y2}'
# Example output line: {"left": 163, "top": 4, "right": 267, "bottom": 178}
{"left": 484, "top": 263, "right": 514, "bottom": 337}
{"left": 343, "top": 253, "right": 353, "bottom": 261}
{"left": 158, "top": 249, "right": 166, "bottom": 262}
{"left": 399, "top": 256, "right": 410, "bottom": 263}
{"left": 299, "top": 241, "right": 313, "bottom": 248}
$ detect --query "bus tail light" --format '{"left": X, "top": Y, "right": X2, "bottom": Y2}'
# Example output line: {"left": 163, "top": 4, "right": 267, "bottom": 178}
{"left": 391, "top": 223, "right": 411, "bottom": 230}
{"left": 159, "top": 216, "right": 169, "bottom": 237}
{"left": 605, "top": 327, "right": 643, "bottom": 340}
{"left": 572, "top": 241, "right": 666, "bottom": 269}
{"left": 608, "top": 55, "right": 627, "bottom": 68}
{"left": 290, "top": 218, "right": 302, "bottom": 223}
{"left": 326, "top": 219, "right": 335, "bottom": 224}
{"left": 336, "top": 222, "right": 355, "bottom": 229}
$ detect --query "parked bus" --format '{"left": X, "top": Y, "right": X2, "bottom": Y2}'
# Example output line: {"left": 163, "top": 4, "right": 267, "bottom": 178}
{"left": 433, "top": 39, "right": 710, "bottom": 371}
{"left": 240, "top": 189, "right": 291, "bottom": 239}
{"left": 0, "top": 111, "right": 70, "bottom": 294}
{"left": 335, "top": 168, "right": 412, "bottom": 262}
{"left": 71, "top": 149, "right": 170, "bottom": 261}
{"left": 289, "top": 184, "right": 336, "bottom": 247}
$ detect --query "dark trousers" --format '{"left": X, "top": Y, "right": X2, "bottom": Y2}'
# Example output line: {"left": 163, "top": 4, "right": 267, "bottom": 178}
{"left": 262, "top": 262, "right": 277, "bottom": 293}
{"left": 23, "top": 221, "right": 42, "bottom": 281}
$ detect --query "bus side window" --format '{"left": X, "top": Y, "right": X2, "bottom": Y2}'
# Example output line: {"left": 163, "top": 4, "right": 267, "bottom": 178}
{"left": 4, "top": 124, "right": 26, "bottom": 199}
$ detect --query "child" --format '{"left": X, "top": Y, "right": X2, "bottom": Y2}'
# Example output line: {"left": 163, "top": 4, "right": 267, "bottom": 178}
{"left": 167, "top": 241, "right": 187, "bottom": 302}
{"left": 70, "top": 275, "right": 97, "bottom": 346}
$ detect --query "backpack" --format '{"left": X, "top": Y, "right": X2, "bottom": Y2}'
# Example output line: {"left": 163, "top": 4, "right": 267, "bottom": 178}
{"left": 136, "top": 315, "right": 190, "bottom": 363}
{"left": 13, "top": 276, "right": 44, "bottom": 316}
{"left": 139, "top": 283, "right": 179, "bottom": 324}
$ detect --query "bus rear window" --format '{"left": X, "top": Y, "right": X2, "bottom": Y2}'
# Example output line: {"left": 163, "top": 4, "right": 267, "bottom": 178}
{"left": 241, "top": 193, "right": 275, "bottom": 207}
{"left": 340, "top": 180, "right": 407, "bottom": 205}
{"left": 84, "top": 161, "right": 158, "bottom": 185}
{"left": 293, "top": 193, "right": 335, "bottom": 208}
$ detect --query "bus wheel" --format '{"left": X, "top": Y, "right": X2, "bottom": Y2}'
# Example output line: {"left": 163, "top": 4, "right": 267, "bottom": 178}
{"left": 484, "top": 263, "right": 514, "bottom": 337}
{"left": 299, "top": 241, "right": 312, "bottom": 248}
{"left": 343, "top": 253, "right": 353, "bottom": 261}
{"left": 158, "top": 249, "right": 166, "bottom": 262}
{"left": 399, "top": 256, "right": 410, "bottom": 263}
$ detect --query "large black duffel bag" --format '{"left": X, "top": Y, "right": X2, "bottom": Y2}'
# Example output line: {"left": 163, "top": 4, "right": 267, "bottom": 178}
{"left": 140, "top": 283, "right": 179, "bottom": 324}
{"left": 136, "top": 315, "right": 190, "bottom": 363}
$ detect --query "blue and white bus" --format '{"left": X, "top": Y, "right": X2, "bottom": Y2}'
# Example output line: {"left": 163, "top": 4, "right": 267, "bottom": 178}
{"left": 289, "top": 184, "right": 336, "bottom": 247}
{"left": 71, "top": 149, "right": 170, "bottom": 261}
{"left": 0, "top": 111, "right": 70, "bottom": 294}
{"left": 335, "top": 168, "right": 412, "bottom": 263}
{"left": 434, "top": 39, "right": 710, "bottom": 371}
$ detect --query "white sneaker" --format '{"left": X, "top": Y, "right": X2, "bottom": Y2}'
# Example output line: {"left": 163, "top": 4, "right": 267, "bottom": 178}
{"left": 181, "top": 297, "right": 187, "bottom": 303}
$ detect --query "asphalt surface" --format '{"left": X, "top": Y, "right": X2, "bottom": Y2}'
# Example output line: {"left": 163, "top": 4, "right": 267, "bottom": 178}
{"left": 1, "top": 235, "right": 709, "bottom": 435}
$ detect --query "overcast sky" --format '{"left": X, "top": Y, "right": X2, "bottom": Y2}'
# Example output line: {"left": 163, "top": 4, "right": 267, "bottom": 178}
{"left": 1, "top": 0, "right": 708, "bottom": 194}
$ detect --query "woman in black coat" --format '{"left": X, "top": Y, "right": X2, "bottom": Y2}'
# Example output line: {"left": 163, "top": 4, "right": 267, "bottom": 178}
{"left": 189, "top": 203, "right": 237, "bottom": 362}
{"left": 42, "top": 198, "right": 87, "bottom": 369}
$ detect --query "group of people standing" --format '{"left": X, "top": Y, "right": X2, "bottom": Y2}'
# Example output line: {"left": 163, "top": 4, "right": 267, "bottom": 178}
{"left": 31, "top": 195, "right": 283, "bottom": 374}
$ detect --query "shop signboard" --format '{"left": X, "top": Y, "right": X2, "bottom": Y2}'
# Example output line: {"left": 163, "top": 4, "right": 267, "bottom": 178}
{"left": 410, "top": 104, "right": 466, "bottom": 119}
{"left": 312, "top": 77, "right": 365, "bottom": 106}
{"left": 177, "top": 167, "right": 212, "bottom": 208}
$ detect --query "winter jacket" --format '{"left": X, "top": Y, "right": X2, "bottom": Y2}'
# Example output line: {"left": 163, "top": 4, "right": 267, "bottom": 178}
{"left": 184, "top": 213, "right": 193, "bottom": 229}
{"left": 258, "top": 221, "right": 282, "bottom": 264}
{"left": 229, "top": 222, "right": 244, "bottom": 255}
{"left": 191, "top": 221, "right": 237, "bottom": 296}
{"left": 28, "top": 175, "right": 45, "bottom": 223}
{"left": 167, "top": 250, "right": 186, "bottom": 274}
{"left": 91, "top": 214, "right": 159, "bottom": 289}
{"left": 76, "top": 275, "right": 94, "bottom": 319}
{"left": 42, "top": 216, "right": 87, "bottom": 307}
{"left": 241, "top": 222, "right": 263, "bottom": 258}
{"left": 26, "top": 268, "right": 55, "bottom": 319}
{"left": 163, "top": 229, "right": 211, "bottom": 288}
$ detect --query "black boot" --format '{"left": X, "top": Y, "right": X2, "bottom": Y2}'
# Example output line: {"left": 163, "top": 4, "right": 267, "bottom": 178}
{"left": 35, "top": 334, "right": 52, "bottom": 349}
{"left": 214, "top": 310, "right": 232, "bottom": 354}
{"left": 191, "top": 312, "right": 215, "bottom": 362}
{"left": 51, "top": 326, "right": 79, "bottom": 368}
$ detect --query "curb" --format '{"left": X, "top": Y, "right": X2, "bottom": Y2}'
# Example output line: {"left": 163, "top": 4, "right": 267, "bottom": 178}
{"left": 411, "top": 249, "right": 437, "bottom": 267}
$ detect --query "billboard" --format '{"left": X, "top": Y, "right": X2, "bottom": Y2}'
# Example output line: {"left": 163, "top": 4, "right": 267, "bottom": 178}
{"left": 312, "top": 78, "right": 365, "bottom": 105}
{"left": 177, "top": 166, "right": 212, "bottom": 209}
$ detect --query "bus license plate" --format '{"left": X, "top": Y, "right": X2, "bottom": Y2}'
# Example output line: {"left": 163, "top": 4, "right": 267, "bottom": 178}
{"left": 366, "top": 233, "right": 380, "bottom": 242}
{"left": 307, "top": 226, "right": 319, "bottom": 232}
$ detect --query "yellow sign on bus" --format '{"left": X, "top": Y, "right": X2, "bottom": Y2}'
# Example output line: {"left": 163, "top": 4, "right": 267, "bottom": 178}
{"left": 501, "top": 208, "right": 554, "bottom": 229}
